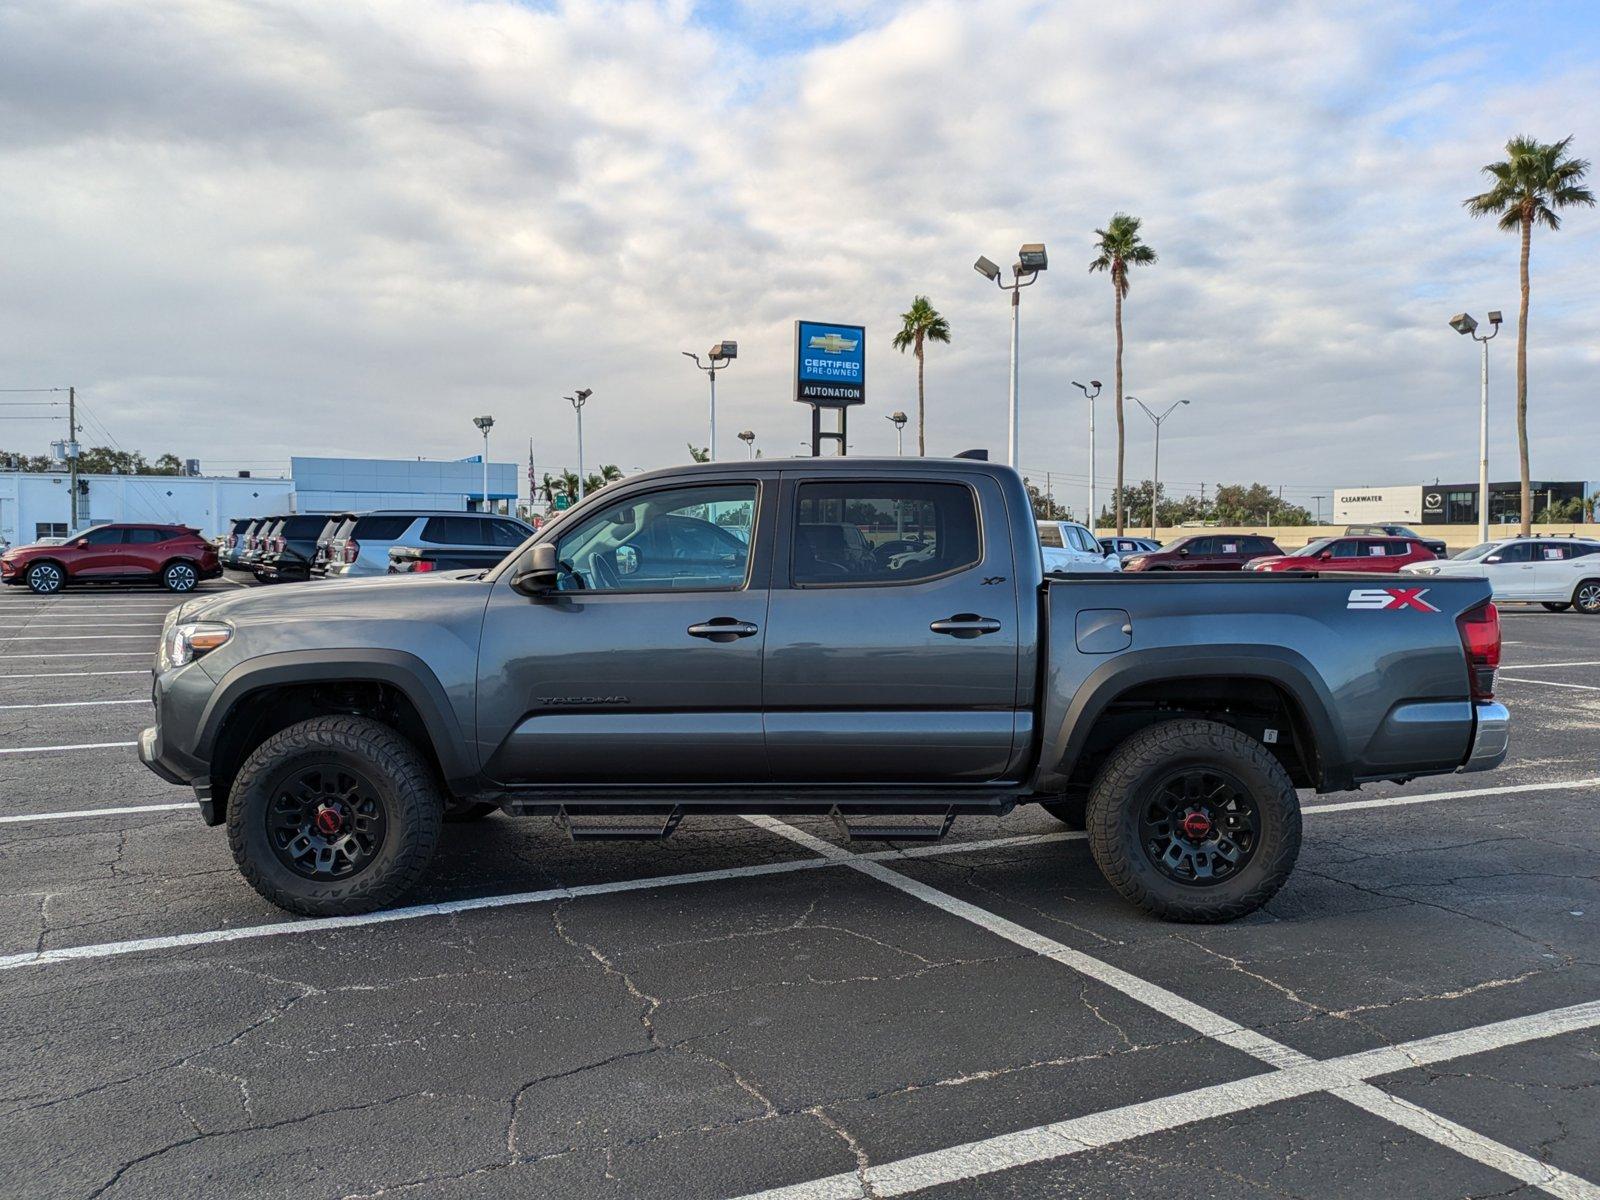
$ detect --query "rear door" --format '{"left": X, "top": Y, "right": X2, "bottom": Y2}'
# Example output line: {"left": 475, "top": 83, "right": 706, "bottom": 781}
{"left": 122, "top": 526, "right": 171, "bottom": 574}
{"left": 477, "top": 477, "right": 772, "bottom": 783}
{"left": 1531, "top": 541, "right": 1585, "bottom": 599}
{"left": 761, "top": 470, "right": 1021, "bottom": 782}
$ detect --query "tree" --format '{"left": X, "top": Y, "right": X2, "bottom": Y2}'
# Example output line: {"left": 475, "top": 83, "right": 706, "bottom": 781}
{"left": 583, "top": 464, "right": 624, "bottom": 494}
{"left": 687, "top": 443, "right": 710, "bottom": 463}
{"left": 1022, "top": 477, "right": 1069, "bottom": 521}
{"left": 1088, "top": 214, "right": 1158, "bottom": 536}
{"left": 152, "top": 453, "right": 184, "bottom": 475}
{"left": 891, "top": 296, "right": 951, "bottom": 456}
{"left": 1465, "top": 136, "right": 1594, "bottom": 535}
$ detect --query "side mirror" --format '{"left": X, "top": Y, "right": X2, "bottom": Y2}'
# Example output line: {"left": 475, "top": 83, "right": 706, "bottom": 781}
{"left": 1177, "top": 547, "right": 1189, "bottom": 556}
{"left": 1318, "top": 550, "right": 1333, "bottom": 561}
{"left": 510, "top": 542, "right": 562, "bottom": 596}
{"left": 1484, "top": 554, "right": 1502, "bottom": 564}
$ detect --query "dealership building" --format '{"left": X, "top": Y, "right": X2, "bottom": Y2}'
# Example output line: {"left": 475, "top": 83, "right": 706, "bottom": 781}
{"left": 1332, "top": 480, "right": 1596, "bottom": 526}
{"left": 1, "top": 455, "right": 517, "bottom": 547}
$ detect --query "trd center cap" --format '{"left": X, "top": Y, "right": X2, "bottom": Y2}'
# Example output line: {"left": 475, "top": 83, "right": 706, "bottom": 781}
{"left": 313, "top": 806, "right": 344, "bottom": 837}
{"left": 1179, "top": 811, "right": 1213, "bottom": 840}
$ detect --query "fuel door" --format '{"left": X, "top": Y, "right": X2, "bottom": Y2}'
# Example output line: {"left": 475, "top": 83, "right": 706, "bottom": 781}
{"left": 1075, "top": 608, "right": 1132, "bottom": 654}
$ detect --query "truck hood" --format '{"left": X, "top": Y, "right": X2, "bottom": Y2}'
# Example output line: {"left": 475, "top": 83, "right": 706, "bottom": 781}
{"left": 174, "top": 572, "right": 492, "bottom": 627}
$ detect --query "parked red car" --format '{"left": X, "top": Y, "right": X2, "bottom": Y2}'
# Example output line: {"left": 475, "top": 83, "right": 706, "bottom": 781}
{"left": 1120, "top": 533, "right": 1283, "bottom": 571}
{"left": 1243, "top": 535, "right": 1437, "bottom": 573}
{"left": 0, "top": 524, "right": 220, "bottom": 594}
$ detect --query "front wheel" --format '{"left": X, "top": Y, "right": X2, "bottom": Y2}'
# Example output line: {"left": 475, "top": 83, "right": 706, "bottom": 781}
{"left": 1086, "top": 719, "right": 1301, "bottom": 923}
{"left": 26, "top": 561, "right": 65, "bottom": 594}
{"left": 1574, "top": 580, "right": 1600, "bottom": 616}
{"left": 162, "top": 560, "right": 198, "bottom": 592}
{"left": 227, "top": 716, "right": 443, "bottom": 916}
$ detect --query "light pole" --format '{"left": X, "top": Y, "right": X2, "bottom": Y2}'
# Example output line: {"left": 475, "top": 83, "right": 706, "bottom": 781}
{"left": 682, "top": 341, "right": 737, "bottom": 461}
{"left": 565, "top": 389, "right": 592, "bottom": 500}
{"left": 472, "top": 416, "right": 494, "bottom": 513}
{"left": 1072, "top": 380, "right": 1102, "bottom": 529}
{"left": 1132, "top": 397, "right": 1189, "bottom": 540}
{"left": 887, "top": 411, "right": 908, "bottom": 456}
{"left": 738, "top": 429, "right": 756, "bottom": 458}
{"left": 1449, "top": 311, "right": 1501, "bottom": 543}
{"left": 974, "top": 243, "right": 1047, "bottom": 467}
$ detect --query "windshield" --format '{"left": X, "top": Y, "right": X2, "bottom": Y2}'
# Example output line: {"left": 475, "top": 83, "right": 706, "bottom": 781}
{"left": 1455, "top": 542, "right": 1497, "bottom": 561}
{"left": 1289, "top": 539, "right": 1333, "bottom": 558}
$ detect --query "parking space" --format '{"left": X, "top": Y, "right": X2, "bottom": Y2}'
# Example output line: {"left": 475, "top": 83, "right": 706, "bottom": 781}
{"left": 2, "top": 582, "right": 1598, "bottom": 1198}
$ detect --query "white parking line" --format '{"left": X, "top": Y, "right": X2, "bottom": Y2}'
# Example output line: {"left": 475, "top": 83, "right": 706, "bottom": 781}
{"left": 1500, "top": 677, "right": 1600, "bottom": 693}
{"left": 3, "top": 670, "right": 149, "bottom": 679}
{"left": 0, "top": 634, "right": 156, "bottom": 641}
{"left": 0, "top": 803, "right": 192, "bottom": 825}
{"left": 1500, "top": 661, "right": 1600, "bottom": 670}
{"left": 0, "top": 698, "right": 148, "bottom": 711}
{"left": 0, "top": 741, "right": 137, "bottom": 756}
{"left": 4, "top": 652, "right": 150, "bottom": 658}
{"left": 733, "top": 1000, "right": 1600, "bottom": 1200}
{"left": 747, "top": 816, "right": 1600, "bottom": 1200}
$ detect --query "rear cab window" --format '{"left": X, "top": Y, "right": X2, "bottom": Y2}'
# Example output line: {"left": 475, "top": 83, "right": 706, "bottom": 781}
{"left": 792, "top": 480, "right": 980, "bottom": 586}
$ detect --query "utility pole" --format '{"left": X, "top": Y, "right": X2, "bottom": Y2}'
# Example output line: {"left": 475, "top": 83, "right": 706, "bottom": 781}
{"left": 67, "top": 386, "right": 79, "bottom": 531}
{"left": 1312, "top": 494, "right": 1325, "bottom": 525}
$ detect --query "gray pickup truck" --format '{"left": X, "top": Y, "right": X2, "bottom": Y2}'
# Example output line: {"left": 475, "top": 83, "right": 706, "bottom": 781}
{"left": 141, "top": 458, "right": 1508, "bottom": 923}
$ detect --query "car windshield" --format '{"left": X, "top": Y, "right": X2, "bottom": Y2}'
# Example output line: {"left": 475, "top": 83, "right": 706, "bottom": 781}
{"left": 1289, "top": 539, "right": 1333, "bottom": 558}
{"left": 1456, "top": 542, "right": 1497, "bottom": 561}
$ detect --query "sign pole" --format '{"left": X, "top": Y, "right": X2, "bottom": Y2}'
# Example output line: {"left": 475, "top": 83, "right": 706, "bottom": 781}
{"left": 1008, "top": 288, "right": 1020, "bottom": 468}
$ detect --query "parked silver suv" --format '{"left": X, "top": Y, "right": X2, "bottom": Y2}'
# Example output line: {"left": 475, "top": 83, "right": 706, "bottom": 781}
{"left": 325, "top": 510, "right": 532, "bottom": 577}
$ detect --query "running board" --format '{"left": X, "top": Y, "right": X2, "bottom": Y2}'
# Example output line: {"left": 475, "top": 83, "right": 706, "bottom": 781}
{"left": 830, "top": 806, "right": 956, "bottom": 842}
{"left": 556, "top": 806, "right": 684, "bottom": 841}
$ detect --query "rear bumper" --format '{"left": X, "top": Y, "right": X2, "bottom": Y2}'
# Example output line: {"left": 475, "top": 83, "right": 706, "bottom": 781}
{"left": 1458, "top": 701, "right": 1510, "bottom": 773}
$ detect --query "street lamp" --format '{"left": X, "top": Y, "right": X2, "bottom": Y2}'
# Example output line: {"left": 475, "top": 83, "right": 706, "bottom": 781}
{"left": 564, "top": 389, "right": 592, "bottom": 500}
{"left": 472, "top": 416, "right": 494, "bottom": 513}
{"left": 1071, "top": 381, "right": 1102, "bottom": 529}
{"left": 1449, "top": 310, "right": 1501, "bottom": 542}
{"left": 682, "top": 340, "right": 737, "bottom": 461}
{"left": 1132, "top": 397, "right": 1189, "bottom": 540}
{"left": 886, "top": 411, "right": 908, "bottom": 456}
{"left": 975, "top": 243, "right": 1047, "bottom": 467}
{"left": 738, "top": 429, "right": 756, "bottom": 458}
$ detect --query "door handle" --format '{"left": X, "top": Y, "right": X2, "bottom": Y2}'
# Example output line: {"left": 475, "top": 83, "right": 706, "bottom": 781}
{"left": 687, "top": 617, "right": 760, "bottom": 642}
{"left": 929, "top": 613, "right": 1002, "bottom": 638}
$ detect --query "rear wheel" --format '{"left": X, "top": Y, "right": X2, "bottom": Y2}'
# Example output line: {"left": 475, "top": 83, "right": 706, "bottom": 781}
{"left": 26, "top": 561, "right": 64, "bottom": 594}
{"left": 227, "top": 716, "right": 443, "bottom": 916}
{"left": 1086, "top": 719, "right": 1301, "bottom": 922}
{"left": 1574, "top": 580, "right": 1600, "bottom": 616}
{"left": 1542, "top": 602, "right": 1572, "bottom": 613}
{"left": 162, "top": 560, "right": 198, "bottom": 592}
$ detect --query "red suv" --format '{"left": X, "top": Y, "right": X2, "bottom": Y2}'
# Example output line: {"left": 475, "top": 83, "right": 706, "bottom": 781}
{"left": 1121, "top": 533, "right": 1283, "bottom": 571}
{"left": 0, "top": 524, "right": 220, "bottom": 594}
{"left": 1244, "top": 535, "right": 1437, "bottom": 573}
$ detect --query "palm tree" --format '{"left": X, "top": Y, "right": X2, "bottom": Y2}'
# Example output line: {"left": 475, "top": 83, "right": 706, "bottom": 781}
{"left": 891, "top": 296, "right": 951, "bottom": 456}
{"left": 583, "top": 464, "right": 623, "bottom": 493}
{"left": 1465, "top": 136, "right": 1593, "bottom": 535}
{"left": 1088, "top": 214, "right": 1158, "bottom": 535}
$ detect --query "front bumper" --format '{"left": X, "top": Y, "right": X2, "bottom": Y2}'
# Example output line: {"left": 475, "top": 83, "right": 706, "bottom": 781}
{"left": 1458, "top": 701, "right": 1511, "bottom": 773}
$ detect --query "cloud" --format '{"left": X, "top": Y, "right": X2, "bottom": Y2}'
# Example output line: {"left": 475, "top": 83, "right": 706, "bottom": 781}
{"left": 0, "top": 0, "right": 1595, "bottom": 502}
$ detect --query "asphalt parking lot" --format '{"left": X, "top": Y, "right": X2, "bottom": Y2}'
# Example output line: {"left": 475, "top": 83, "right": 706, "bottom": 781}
{"left": 1, "top": 581, "right": 1597, "bottom": 1199}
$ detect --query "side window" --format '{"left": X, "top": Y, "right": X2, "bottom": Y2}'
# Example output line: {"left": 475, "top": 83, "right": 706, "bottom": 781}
{"left": 81, "top": 526, "right": 125, "bottom": 545}
{"left": 1536, "top": 542, "right": 1573, "bottom": 561}
{"left": 1494, "top": 542, "right": 1532, "bottom": 563}
{"left": 1182, "top": 538, "right": 1211, "bottom": 555}
{"left": 1037, "top": 524, "right": 1064, "bottom": 548}
{"left": 124, "top": 528, "right": 165, "bottom": 545}
{"left": 1242, "top": 537, "right": 1275, "bottom": 554}
{"left": 1326, "top": 540, "right": 1359, "bottom": 557}
{"left": 555, "top": 484, "right": 756, "bottom": 592}
{"left": 353, "top": 515, "right": 416, "bottom": 541}
{"left": 1571, "top": 544, "right": 1600, "bottom": 559}
{"left": 422, "top": 516, "right": 481, "bottom": 545}
{"left": 489, "top": 520, "right": 531, "bottom": 548}
{"left": 792, "top": 480, "right": 980, "bottom": 586}
{"left": 1070, "top": 525, "right": 1098, "bottom": 553}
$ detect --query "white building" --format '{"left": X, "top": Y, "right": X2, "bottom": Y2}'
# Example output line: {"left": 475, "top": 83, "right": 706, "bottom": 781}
{"left": 1331, "top": 485, "right": 1425, "bottom": 524}
{"left": 290, "top": 457, "right": 517, "bottom": 513}
{"left": 0, "top": 471, "right": 293, "bottom": 547}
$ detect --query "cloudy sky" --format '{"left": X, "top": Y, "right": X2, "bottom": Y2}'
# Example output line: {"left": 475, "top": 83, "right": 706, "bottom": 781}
{"left": 2, "top": 0, "right": 1597, "bottom": 509}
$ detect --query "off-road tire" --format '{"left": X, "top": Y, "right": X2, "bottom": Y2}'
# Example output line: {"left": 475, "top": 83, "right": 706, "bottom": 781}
{"left": 26, "top": 561, "right": 65, "bottom": 594}
{"left": 444, "top": 799, "right": 500, "bottom": 823}
{"left": 1542, "top": 602, "right": 1572, "bottom": 613}
{"left": 1040, "top": 795, "right": 1087, "bottom": 830}
{"left": 1086, "top": 719, "right": 1301, "bottom": 923}
{"left": 162, "top": 560, "right": 199, "bottom": 592}
{"left": 227, "top": 716, "right": 442, "bottom": 916}
{"left": 1574, "top": 580, "right": 1600, "bottom": 616}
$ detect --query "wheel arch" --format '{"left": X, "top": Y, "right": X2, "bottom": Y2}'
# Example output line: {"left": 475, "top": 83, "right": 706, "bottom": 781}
{"left": 1033, "top": 648, "right": 1348, "bottom": 795}
{"left": 197, "top": 650, "right": 477, "bottom": 814}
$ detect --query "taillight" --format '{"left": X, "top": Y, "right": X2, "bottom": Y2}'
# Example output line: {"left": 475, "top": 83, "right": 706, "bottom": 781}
{"left": 226, "top": 535, "right": 237, "bottom": 549}
{"left": 413, "top": 559, "right": 436, "bottom": 573}
{"left": 343, "top": 540, "right": 359, "bottom": 564}
{"left": 1456, "top": 601, "right": 1500, "bottom": 700}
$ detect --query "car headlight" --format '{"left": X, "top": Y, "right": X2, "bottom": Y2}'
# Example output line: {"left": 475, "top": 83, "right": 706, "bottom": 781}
{"left": 159, "top": 621, "right": 232, "bottom": 671}
{"left": 1407, "top": 565, "right": 1441, "bottom": 576}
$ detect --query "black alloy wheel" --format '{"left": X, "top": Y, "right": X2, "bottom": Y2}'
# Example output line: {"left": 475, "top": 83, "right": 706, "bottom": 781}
{"left": 267, "top": 764, "right": 388, "bottom": 880}
{"left": 1137, "top": 766, "right": 1260, "bottom": 886}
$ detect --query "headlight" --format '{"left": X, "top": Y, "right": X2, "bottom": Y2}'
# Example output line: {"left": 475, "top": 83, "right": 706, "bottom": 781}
{"left": 1408, "top": 566, "right": 1441, "bottom": 576}
{"left": 159, "top": 621, "right": 232, "bottom": 671}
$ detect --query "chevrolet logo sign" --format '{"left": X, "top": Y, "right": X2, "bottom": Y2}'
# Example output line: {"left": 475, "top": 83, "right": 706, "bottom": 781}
{"left": 808, "top": 333, "right": 858, "bottom": 353}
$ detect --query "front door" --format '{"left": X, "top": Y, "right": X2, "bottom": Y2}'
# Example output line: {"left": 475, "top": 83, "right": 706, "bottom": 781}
{"left": 477, "top": 478, "right": 772, "bottom": 784}
{"left": 761, "top": 471, "right": 1022, "bottom": 782}
{"left": 1482, "top": 540, "right": 1536, "bottom": 599}
{"left": 72, "top": 525, "right": 131, "bottom": 576}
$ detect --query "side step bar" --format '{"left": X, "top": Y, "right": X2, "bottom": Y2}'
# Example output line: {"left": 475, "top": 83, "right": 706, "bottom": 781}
{"left": 556, "top": 806, "right": 685, "bottom": 841}
{"left": 830, "top": 806, "right": 956, "bottom": 842}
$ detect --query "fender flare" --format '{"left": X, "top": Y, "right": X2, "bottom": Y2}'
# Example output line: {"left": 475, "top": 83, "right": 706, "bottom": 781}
{"left": 195, "top": 649, "right": 476, "bottom": 785}
{"left": 1033, "top": 645, "right": 1349, "bottom": 792}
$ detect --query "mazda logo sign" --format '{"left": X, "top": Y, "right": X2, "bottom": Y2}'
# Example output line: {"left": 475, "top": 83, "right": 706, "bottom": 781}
{"left": 1425, "top": 492, "right": 1442, "bottom": 508}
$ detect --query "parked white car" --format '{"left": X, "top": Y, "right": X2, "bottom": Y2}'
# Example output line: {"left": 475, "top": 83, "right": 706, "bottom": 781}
{"left": 1038, "top": 520, "right": 1120, "bottom": 573}
{"left": 1401, "top": 536, "right": 1600, "bottom": 613}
